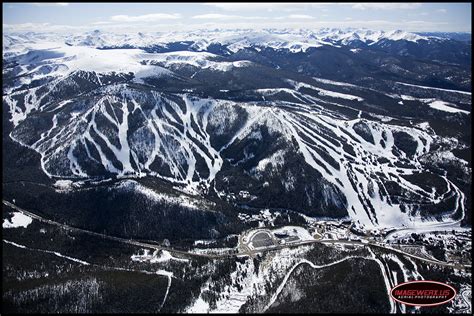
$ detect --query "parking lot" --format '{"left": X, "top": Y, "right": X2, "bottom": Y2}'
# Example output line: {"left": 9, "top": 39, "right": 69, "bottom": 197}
{"left": 250, "top": 231, "right": 275, "bottom": 249}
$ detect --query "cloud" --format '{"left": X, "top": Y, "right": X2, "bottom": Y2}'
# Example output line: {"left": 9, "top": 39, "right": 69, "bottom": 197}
{"left": 91, "top": 21, "right": 113, "bottom": 25}
{"left": 3, "top": 21, "right": 187, "bottom": 33}
{"left": 201, "top": 3, "right": 296, "bottom": 11}
{"left": 192, "top": 14, "right": 270, "bottom": 20}
{"left": 201, "top": 3, "right": 333, "bottom": 12}
{"left": 3, "top": 22, "right": 86, "bottom": 32}
{"left": 436, "top": 8, "right": 447, "bottom": 13}
{"left": 288, "top": 14, "right": 314, "bottom": 19}
{"left": 110, "top": 13, "right": 182, "bottom": 22}
{"left": 192, "top": 13, "right": 316, "bottom": 21}
{"left": 30, "top": 2, "right": 69, "bottom": 6}
{"left": 351, "top": 3, "right": 422, "bottom": 10}
{"left": 201, "top": 3, "right": 424, "bottom": 12}
{"left": 192, "top": 14, "right": 241, "bottom": 20}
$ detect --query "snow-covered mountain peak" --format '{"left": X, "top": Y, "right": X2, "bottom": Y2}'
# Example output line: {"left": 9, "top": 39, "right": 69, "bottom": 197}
{"left": 4, "top": 28, "right": 440, "bottom": 53}
{"left": 384, "top": 29, "right": 427, "bottom": 42}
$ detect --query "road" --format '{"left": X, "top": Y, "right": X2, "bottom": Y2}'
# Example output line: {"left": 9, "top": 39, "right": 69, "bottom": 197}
{"left": 2, "top": 200, "right": 471, "bottom": 270}
{"left": 460, "top": 289, "right": 472, "bottom": 313}
{"left": 3, "top": 200, "right": 232, "bottom": 260}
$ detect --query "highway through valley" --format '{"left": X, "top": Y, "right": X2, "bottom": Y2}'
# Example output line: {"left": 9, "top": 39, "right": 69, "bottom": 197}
{"left": 3, "top": 200, "right": 471, "bottom": 271}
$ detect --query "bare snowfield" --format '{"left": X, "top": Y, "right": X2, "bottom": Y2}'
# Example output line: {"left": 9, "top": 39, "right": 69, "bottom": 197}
{"left": 428, "top": 100, "right": 470, "bottom": 114}
{"left": 3, "top": 212, "right": 33, "bottom": 229}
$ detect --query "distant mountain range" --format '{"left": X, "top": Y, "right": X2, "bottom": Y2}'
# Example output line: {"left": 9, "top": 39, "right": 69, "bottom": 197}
{"left": 415, "top": 32, "right": 471, "bottom": 42}
{"left": 4, "top": 28, "right": 471, "bottom": 51}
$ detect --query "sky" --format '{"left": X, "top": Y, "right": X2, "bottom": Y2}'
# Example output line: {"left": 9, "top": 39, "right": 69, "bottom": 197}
{"left": 3, "top": 2, "right": 472, "bottom": 33}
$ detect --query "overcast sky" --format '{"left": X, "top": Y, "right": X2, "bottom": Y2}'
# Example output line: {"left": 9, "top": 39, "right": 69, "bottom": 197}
{"left": 3, "top": 2, "right": 472, "bottom": 33}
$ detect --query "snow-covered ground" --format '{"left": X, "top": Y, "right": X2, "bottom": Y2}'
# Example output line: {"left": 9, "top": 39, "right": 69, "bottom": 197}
{"left": 10, "top": 43, "right": 174, "bottom": 84}
{"left": 428, "top": 100, "right": 470, "bottom": 114}
{"left": 54, "top": 180, "right": 74, "bottom": 191}
{"left": 117, "top": 180, "right": 210, "bottom": 210}
{"left": 395, "top": 81, "right": 471, "bottom": 95}
{"left": 186, "top": 245, "right": 314, "bottom": 313}
{"left": 3, "top": 212, "right": 33, "bottom": 228}
{"left": 131, "top": 249, "right": 189, "bottom": 263}
{"left": 3, "top": 29, "right": 469, "bottom": 231}
{"left": 3, "top": 239, "right": 90, "bottom": 265}
{"left": 272, "top": 226, "right": 314, "bottom": 241}
{"left": 145, "top": 51, "right": 253, "bottom": 71}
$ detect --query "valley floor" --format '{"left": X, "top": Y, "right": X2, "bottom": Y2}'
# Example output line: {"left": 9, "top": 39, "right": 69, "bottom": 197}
{"left": 2, "top": 198, "right": 471, "bottom": 313}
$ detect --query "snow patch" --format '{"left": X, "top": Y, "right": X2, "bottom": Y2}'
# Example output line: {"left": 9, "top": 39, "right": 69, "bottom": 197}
{"left": 428, "top": 100, "right": 470, "bottom": 114}
{"left": 3, "top": 212, "right": 32, "bottom": 228}
{"left": 54, "top": 180, "right": 74, "bottom": 190}
{"left": 131, "top": 249, "right": 189, "bottom": 263}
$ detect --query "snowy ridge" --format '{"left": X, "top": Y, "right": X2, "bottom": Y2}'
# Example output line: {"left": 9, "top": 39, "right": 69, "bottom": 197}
{"left": 4, "top": 28, "right": 438, "bottom": 55}
{"left": 146, "top": 51, "right": 253, "bottom": 71}
{"left": 10, "top": 88, "right": 226, "bottom": 194}
{"left": 3, "top": 31, "right": 469, "bottom": 229}
{"left": 4, "top": 43, "right": 173, "bottom": 91}
{"left": 6, "top": 76, "right": 466, "bottom": 228}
